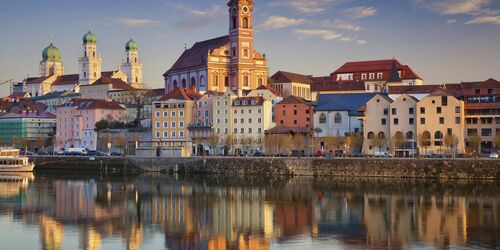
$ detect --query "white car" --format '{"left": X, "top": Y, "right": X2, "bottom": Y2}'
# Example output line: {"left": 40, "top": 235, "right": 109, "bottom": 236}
{"left": 490, "top": 152, "right": 499, "bottom": 159}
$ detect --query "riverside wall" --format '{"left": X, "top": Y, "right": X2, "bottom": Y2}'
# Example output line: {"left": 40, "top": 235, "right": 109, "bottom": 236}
{"left": 31, "top": 156, "right": 500, "bottom": 180}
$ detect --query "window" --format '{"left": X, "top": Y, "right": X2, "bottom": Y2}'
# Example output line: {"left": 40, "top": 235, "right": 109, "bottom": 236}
{"left": 377, "top": 132, "right": 385, "bottom": 139}
{"left": 155, "top": 132, "right": 160, "bottom": 138}
{"left": 381, "top": 118, "right": 386, "bottom": 125}
{"left": 377, "top": 73, "right": 383, "bottom": 79}
{"left": 155, "top": 112, "right": 160, "bottom": 118}
{"left": 155, "top": 122, "right": 160, "bottom": 128}
{"left": 173, "top": 80, "right": 178, "bottom": 87}
{"left": 179, "top": 111, "right": 184, "bottom": 117}
{"left": 200, "top": 75, "right": 205, "bottom": 87}
{"left": 163, "top": 122, "right": 168, "bottom": 128}
{"left": 182, "top": 79, "right": 187, "bottom": 88}
{"left": 475, "top": 89, "right": 480, "bottom": 95}
{"left": 294, "top": 110, "right": 298, "bottom": 115}
{"left": 383, "top": 109, "right": 389, "bottom": 115}
{"left": 334, "top": 113, "right": 342, "bottom": 124}
{"left": 434, "top": 131, "right": 443, "bottom": 146}
{"left": 369, "top": 73, "right": 375, "bottom": 79}
{"left": 179, "top": 122, "right": 184, "bottom": 128}
{"left": 319, "top": 113, "right": 327, "bottom": 124}
{"left": 234, "top": 128, "right": 238, "bottom": 134}
{"left": 225, "top": 76, "right": 229, "bottom": 87}
{"left": 163, "top": 111, "right": 168, "bottom": 117}
{"left": 248, "top": 128, "right": 252, "bottom": 134}
{"left": 455, "top": 106, "right": 460, "bottom": 113}
{"left": 455, "top": 117, "right": 461, "bottom": 124}
{"left": 392, "top": 108, "right": 397, "bottom": 115}
{"left": 258, "top": 118, "right": 262, "bottom": 123}
{"left": 163, "top": 132, "right": 168, "bottom": 138}
{"left": 439, "top": 117, "right": 444, "bottom": 124}
{"left": 420, "top": 107, "right": 425, "bottom": 114}
{"left": 213, "top": 76, "right": 219, "bottom": 86}
{"left": 361, "top": 74, "right": 367, "bottom": 80}
{"left": 436, "top": 107, "right": 442, "bottom": 114}
{"left": 406, "top": 131, "right": 413, "bottom": 140}
{"left": 467, "top": 129, "right": 477, "bottom": 136}
{"left": 171, "top": 131, "right": 176, "bottom": 138}
{"left": 232, "top": 17, "right": 237, "bottom": 29}
{"left": 240, "top": 128, "right": 244, "bottom": 134}
{"left": 171, "top": 111, "right": 176, "bottom": 117}
{"left": 258, "top": 128, "right": 262, "bottom": 134}
{"left": 409, "top": 118, "right": 414, "bottom": 125}
{"left": 204, "top": 110, "right": 209, "bottom": 117}
{"left": 482, "top": 129, "right": 492, "bottom": 137}
{"left": 420, "top": 118, "right": 425, "bottom": 125}
{"left": 179, "top": 131, "right": 184, "bottom": 138}
{"left": 394, "top": 118, "right": 399, "bottom": 125}
{"left": 171, "top": 122, "right": 176, "bottom": 128}
{"left": 441, "top": 96, "right": 448, "bottom": 106}
{"left": 248, "top": 118, "right": 252, "bottom": 123}
{"left": 487, "top": 89, "right": 493, "bottom": 95}
{"left": 241, "top": 118, "right": 244, "bottom": 124}
{"left": 234, "top": 118, "right": 237, "bottom": 124}
{"left": 243, "top": 76, "right": 249, "bottom": 87}
{"left": 409, "top": 108, "right": 414, "bottom": 115}
{"left": 243, "top": 49, "right": 249, "bottom": 57}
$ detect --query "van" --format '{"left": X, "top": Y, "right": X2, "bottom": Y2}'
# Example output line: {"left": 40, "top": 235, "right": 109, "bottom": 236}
{"left": 374, "top": 151, "right": 393, "bottom": 158}
{"left": 65, "top": 148, "right": 88, "bottom": 155}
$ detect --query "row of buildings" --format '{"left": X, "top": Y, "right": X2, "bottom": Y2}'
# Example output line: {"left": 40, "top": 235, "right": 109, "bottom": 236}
{"left": 1, "top": 0, "right": 498, "bottom": 157}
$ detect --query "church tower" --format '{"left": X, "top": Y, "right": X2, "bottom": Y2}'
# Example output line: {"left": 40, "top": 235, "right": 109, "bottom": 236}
{"left": 78, "top": 30, "right": 101, "bottom": 85}
{"left": 121, "top": 39, "right": 143, "bottom": 89}
{"left": 227, "top": 0, "right": 254, "bottom": 90}
{"left": 39, "top": 42, "right": 64, "bottom": 77}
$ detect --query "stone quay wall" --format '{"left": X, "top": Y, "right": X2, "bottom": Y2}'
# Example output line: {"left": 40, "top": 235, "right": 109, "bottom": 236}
{"left": 31, "top": 156, "right": 500, "bottom": 180}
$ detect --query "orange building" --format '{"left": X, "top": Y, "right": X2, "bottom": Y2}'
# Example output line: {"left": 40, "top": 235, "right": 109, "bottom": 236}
{"left": 163, "top": 0, "right": 268, "bottom": 94}
{"left": 274, "top": 95, "right": 313, "bottom": 128}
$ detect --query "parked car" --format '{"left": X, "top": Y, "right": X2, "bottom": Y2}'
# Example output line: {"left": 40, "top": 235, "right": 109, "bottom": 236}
{"left": 87, "top": 150, "right": 109, "bottom": 156}
{"left": 350, "top": 152, "right": 364, "bottom": 158}
{"left": 253, "top": 151, "right": 266, "bottom": 157}
{"left": 490, "top": 152, "right": 499, "bottom": 159}
{"left": 64, "top": 151, "right": 86, "bottom": 156}
{"left": 427, "top": 153, "right": 444, "bottom": 159}
{"left": 65, "top": 147, "right": 88, "bottom": 155}
{"left": 110, "top": 152, "right": 124, "bottom": 157}
{"left": 374, "top": 152, "right": 393, "bottom": 158}
{"left": 20, "top": 150, "right": 34, "bottom": 156}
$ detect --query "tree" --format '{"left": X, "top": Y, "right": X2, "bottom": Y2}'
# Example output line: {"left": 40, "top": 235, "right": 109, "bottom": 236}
{"left": 114, "top": 134, "right": 128, "bottom": 154}
{"left": 444, "top": 133, "right": 459, "bottom": 157}
{"left": 95, "top": 120, "right": 110, "bottom": 132}
{"left": 130, "top": 89, "right": 147, "bottom": 129}
{"left": 417, "top": 132, "right": 431, "bottom": 156}
{"left": 346, "top": 133, "right": 363, "bottom": 155}
{"left": 468, "top": 133, "right": 481, "bottom": 158}
{"left": 392, "top": 133, "right": 405, "bottom": 155}
{"left": 207, "top": 134, "right": 220, "bottom": 155}
{"left": 224, "top": 134, "right": 234, "bottom": 155}
{"left": 495, "top": 133, "right": 500, "bottom": 149}
{"left": 372, "top": 133, "right": 387, "bottom": 155}
{"left": 35, "top": 137, "right": 46, "bottom": 152}
{"left": 313, "top": 127, "right": 323, "bottom": 152}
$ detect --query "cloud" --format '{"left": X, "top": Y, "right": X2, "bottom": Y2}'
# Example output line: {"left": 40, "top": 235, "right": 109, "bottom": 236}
{"left": 466, "top": 15, "right": 500, "bottom": 25}
{"left": 270, "top": 0, "right": 348, "bottom": 14}
{"left": 416, "top": 0, "right": 491, "bottom": 15}
{"left": 319, "top": 20, "right": 362, "bottom": 31}
{"left": 344, "top": 6, "right": 378, "bottom": 19}
{"left": 447, "top": 19, "right": 458, "bottom": 25}
{"left": 114, "top": 18, "right": 159, "bottom": 27}
{"left": 172, "top": 4, "right": 225, "bottom": 29}
{"left": 260, "top": 16, "right": 306, "bottom": 30}
{"left": 294, "top": 29, "right": 365, "bottom": 43}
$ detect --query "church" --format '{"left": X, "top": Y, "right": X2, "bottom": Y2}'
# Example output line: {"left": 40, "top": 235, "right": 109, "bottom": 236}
{"left": 163, "top": 0, "right": 268, "bottom": 94}
{"left": 22, "top": 31, "right": 144, "bottom": 97}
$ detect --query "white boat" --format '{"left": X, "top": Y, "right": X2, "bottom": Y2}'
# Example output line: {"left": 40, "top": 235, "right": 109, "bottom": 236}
{"left": 0, "top": 149, "right": 35, "bottom": 172}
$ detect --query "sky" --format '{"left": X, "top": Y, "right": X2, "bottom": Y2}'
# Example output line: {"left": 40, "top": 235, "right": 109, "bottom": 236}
{"left": 0, "top": 0, "right": 499, "bottom": 95}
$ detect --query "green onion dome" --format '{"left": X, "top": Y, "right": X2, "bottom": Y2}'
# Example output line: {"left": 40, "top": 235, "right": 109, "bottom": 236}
{"left": 42, "top": 43, "right": 62, "bottom": 62}
{"left": 125, "top": 38, "right": 138, "bottom": 51}
{"left": 82, "top": 31, "right": 97, "bottom": 44}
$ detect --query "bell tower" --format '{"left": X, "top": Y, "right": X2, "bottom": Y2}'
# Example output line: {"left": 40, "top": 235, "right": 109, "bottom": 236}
{"left": 121, "top": 39, "right": 143, "bottom": 89}
{"left": 78, "top": 30, "right": 102, "bottom": 85}
{"left": 227, "top": 0, "right": 254, "bottom": 90}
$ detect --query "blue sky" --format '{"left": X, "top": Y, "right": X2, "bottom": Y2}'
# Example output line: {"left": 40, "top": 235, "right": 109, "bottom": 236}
{"left": 0, "top": 0, "right": 499, "bottom": 94}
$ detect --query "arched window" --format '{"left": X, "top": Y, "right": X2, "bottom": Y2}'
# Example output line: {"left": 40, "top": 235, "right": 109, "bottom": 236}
{"left": 173, "top": 80, "right": 178, "bottom": 87}
{"left": 94, "top": 72, "right": 97, "bottom": 78}
{"left": 434, "top": 131, "right": 443, "bottom": 146}
{"left": 242, "top": 17, "right": 249, "bottom": 28}
{"left": 367, "top": 132, "right": 375, "bottom": 139}
{"left": 232, "top": 17, "right": 237, "bottom": 29}
{"left": 406, "top": 131, "right": 413, "bottom": 140}
{"left": 377, "top": 132, "right": 385, "bottom": 140}
{"left": 200, "top": 75, "right": 205, "bottom": 87}
{"left": 93, "top": 51, "right": 96, "bottom": 57}
{"left": 319, "top": 113, "right": 327, "bottom": 124}
{"left": 334, "top": 113, "right": 342, "bottom": 124}
{"left": 182, "top": 79, "right": 187, "bottom": 88}
{"left": 135, "top": 58, "right": 137, "bottom": 63}
{"left": 395, "top": 131, "right": 404, "bottom": 140}
{"left": 190, "top": 77, "right": 196, "bottom": 87}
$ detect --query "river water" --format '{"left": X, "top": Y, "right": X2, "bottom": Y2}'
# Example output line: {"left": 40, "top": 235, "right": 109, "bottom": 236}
{"left": 0, "top": 172, "right": 498, "bottom": 250}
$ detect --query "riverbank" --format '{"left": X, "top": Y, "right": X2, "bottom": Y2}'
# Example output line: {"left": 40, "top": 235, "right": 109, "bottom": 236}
{"left": 30, "top": 156, "right": 500, "bottom": 180}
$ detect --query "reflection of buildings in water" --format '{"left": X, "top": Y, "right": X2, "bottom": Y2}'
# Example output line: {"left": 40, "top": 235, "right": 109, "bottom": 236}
{"left": 54, "top": 180, "right": 125, "bottom": 222}
{"left": 363, "top": 194, "right": 416, "bottom": 249}
{"left": 79, "top": 226, "right": 102, "bottom": 250}
{"left": 39, "top": 214, "right": 64, "bottom": 250}
{"left": 274, "top": 201, "right": 312, "bottom": 240}
{"left": 417, "top": 195, "right": 467, "bottom": 248}
{"left": 466, "top": 198, "right": 500, "bottom": 247}
{"left": 0, "top": 174, "right": 33, "bottom": 207}
{"left": 125, "top": 225, "right": 143, "bottom": 250}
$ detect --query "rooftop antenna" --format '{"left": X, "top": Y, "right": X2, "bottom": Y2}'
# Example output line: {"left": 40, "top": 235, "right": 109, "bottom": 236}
{"left": 184, "top": 43, "right": 187, "bottom": 50}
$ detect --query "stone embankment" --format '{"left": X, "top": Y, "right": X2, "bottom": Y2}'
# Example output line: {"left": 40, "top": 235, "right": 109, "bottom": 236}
{"left": 31, "top": 156, "right": 500, "bottom": 180}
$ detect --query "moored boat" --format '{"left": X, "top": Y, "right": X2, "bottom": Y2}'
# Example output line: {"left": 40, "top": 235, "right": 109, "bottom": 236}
{"left": 0, "top": 149, "right": 35, "bottom": 172}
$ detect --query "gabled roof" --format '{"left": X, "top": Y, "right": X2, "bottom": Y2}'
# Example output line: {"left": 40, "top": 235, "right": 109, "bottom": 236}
{"left": 332, "top": 59, "right": 422, "bottom": 80}
{"left": 376, "top": 94, "right": 394, "bottom": 103}
{"left": 70, "top": 99, "right": 125, "bottom": 110}
{"left": 315, "top": 93, "right": 382, "bottom": 115}
{"left": 91, "top": 76, "right": 135, "bottom": 90}
{"left": 51, "top": 74, "right": 79, "bottom": 86}
{"left": 461, "top": 78, "right": 500, "bottom": 89}
{"left": 233, "top": 96, "right": 264, "bottom": 106}
{"left": 145, "top": 88, "right": 166, "bottom": 97}
{"left": 0, "top": 111, "right": 55, "bottom": 119}
{"left": 269, "top": 71, "right": 314, "bottom": 84}
{"left": 311, "top": 82, "right": 366, "bottom": 92}
{"left": 9, "top": 101, "right": 48, "bottom": 113}
{"left": 277, "top": 95, "right": 311, "bottom": 106}
{"left": 26, "top": 76, "right": 49, "bottom": 84}
{"left": 254, "top": 84, "right": 282, "bottom": 97}
{"left": 164, "top": 35, "right": 229, "bottom": 76}
{"left": 159, "top": 87, "right": 201, "bottom": 101}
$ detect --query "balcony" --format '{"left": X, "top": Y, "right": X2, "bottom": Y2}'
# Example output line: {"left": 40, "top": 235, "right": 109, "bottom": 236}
{"left": 187, "top": 122, "right": 213, "bottom": 130}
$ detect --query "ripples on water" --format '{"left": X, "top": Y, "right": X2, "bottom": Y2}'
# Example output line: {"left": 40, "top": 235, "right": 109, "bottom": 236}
{"left": 0, "top": 172, "right": 498, "bottom": 250}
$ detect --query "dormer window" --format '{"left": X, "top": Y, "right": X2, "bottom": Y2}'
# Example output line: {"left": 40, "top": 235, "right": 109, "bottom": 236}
{"left": 235, "top": 101, "right": 240, "bottom": 105}
{"left": 251, "top": 100, "right": 256, "bottom": 105}
{"left": 242, "top": 101, "right": 248, "bottom": 105}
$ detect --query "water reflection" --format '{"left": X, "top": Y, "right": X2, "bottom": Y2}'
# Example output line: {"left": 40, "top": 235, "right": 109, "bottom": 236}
{"left": 0, "top": 173, "right": 498, "bottom": 250}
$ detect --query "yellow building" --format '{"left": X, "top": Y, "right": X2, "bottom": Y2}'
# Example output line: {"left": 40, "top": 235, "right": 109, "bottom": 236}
{"left": 163, "top": 0, "right": 268, "bottom": 94}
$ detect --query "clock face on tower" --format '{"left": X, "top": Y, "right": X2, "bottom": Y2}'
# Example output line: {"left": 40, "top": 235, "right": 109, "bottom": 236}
{"left": 242, "top": 6, "right": 249, "bottom": 14}
{"left": 232, "top": 6, "right": 238, "bottom": 15}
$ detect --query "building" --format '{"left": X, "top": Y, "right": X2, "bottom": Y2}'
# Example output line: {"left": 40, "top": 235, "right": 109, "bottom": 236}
{"left": 212, "top": 89, "right": 238, "bottom": 154}
{"left": 246, "top": 84, "right": 282, "bottom": 127}
{"left": 314, "top": 93, "right": 378, "bottom": 138}
{"left": 151, "top": 87, "right": 200, "bottom": 157}
{"left": 274, "top": 95, "right": 313, "bottom": 129}
{"left": 232, "top": 96, "right": 272, "bottom": 154}
{"left": 389, "top": 94, "right": 418, "bottom": 157}
{"left": 269, "top": 71, "right": 313, "bottom": 100}
{"left": 55, "top": 99, "right": 126, "bottom": 150}
{"left": 330, "top": 59, "right": 423, "bottom": 86}
{"left": 163, "top": 0, "right": 268, "bottom": 94}
{"left": 416, "top": 90, "right": 465, "bottom": 155}
{"left": 80, "top": 76, "right": 135, "bottom": 100}
{"left": 360, "top": 94, "right": 393, "bottom": 155}
{"left": 189, "top": 91, "right": 224, "bottom": 155}
{"left": 0, "top": 111, "right": 56, "bottom": 149}
{"left": 121, "top": 39, "right": 144, "bottom": 89}
{"left": 28, "top": 90, "right": 80, "bottom": 114}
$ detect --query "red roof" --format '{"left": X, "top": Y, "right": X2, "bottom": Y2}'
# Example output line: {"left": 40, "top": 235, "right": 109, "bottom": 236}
{"left": 461, "top": 78, "right": 500, "bottom": 89}
{"left": 0, "top": 111, "right": 55, "bottom": 119}
{"left": 91, "top": 76, "right": 135, "bottom": 90}
{"left": 255, "top": 84, "right": 282, "bottom": 97}
{"left": 277, "top": 95, "right": 312, "bottom": 106}
{"left": 332, "top": 59, "right": 422, "bottom": 80}
{"left": 310, "top": 82, "right": 366, "bottom": 92}
{"left": 51, "top": 74, "right": 79, "bottom": 86}
{"left": 269, "top": 71, "right": 314, "bottom": 84}
{"left": 71, "top": 99, "right": 125, "bottom": 110}
{"left": 26, "top": 76, "right": 49, "bottom": 85}
{"left": 145, "top": 88, "right": 165, "bottom": 97}
{"left": 159, "top": 87, "right": 201, "bottom": 101}
{"left": 8, "top": 101, "right": 48, "bottom": 113}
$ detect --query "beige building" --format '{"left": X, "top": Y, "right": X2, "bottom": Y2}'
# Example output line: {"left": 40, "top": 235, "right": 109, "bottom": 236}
{"left": 389, "top": 94, "right": 418, "bottom": 157}
{"left": 151, "top": 87, "right": 201, "bottom": 157}
{"left": 232, "top": 96, "right": 272, "bottom": 154}
{"left": 416, "top": 89, "right": 465, "bottom": 155}
{"left": 360, "top": 94, "right": 393, "bottom": 155}
{"left": 269, "top": 71, "right": 312, "bottom": 101}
